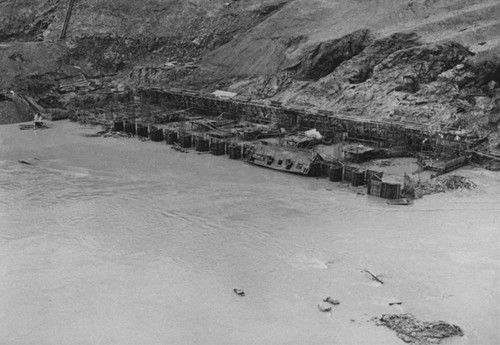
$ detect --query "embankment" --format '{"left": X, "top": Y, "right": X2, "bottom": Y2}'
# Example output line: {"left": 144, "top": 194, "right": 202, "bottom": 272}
{"left": 1, "top": 0, "right": 499, "bottom": 149}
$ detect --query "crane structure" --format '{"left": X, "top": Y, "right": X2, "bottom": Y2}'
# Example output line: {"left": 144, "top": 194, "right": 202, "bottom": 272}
{"left": 60, "top": 0, "right": 77, "bottom": 39}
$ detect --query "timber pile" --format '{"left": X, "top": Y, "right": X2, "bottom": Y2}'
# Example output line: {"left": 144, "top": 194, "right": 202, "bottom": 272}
{"left": 84, "top": 128, "right": 132, "bottom": 138}
{"left": 59, "top": 76, "right": 93, "bottom": 93}
{"left": 171, "top": 142, "right": 189, "bottom": 153}
{"left": 376, "top": 314, "right": 463, "bottom": 344}
{"left": 44, "top": 108, "right": 70, "bottom": 121}
{"left": 19, "top": 95, "right": 45, "bottom": 113}
{"left": 102, "top": 130, "right": 132, "bottom": 138}
{"left": 413, "top": 175, "right": 476, "bottom": 198}
{"left": 69, "top": 110, "right": 108, "bottom": 125}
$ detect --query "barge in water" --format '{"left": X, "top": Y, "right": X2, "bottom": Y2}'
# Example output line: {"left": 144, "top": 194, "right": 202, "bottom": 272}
{"left": 246, "top": 142, "right": 323, "bottom": 176}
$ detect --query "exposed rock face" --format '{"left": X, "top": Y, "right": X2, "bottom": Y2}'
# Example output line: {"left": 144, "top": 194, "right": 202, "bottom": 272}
{"left": 0, "top": 0, "right": 290, "bottom": 123}
{"left": 338, "top": 32, "right": 421, "bottom": 85}
{"left": 0, "top": 0, "right": 60, "bottom": 42}
{"left": 228, "top": 34, "right": 499, "bottom": 135}
{"left": 373, "top": 42, "right": 473, "bottom": 86}
{"left": 294, "top": 29, "right": 372, "bottom": 80}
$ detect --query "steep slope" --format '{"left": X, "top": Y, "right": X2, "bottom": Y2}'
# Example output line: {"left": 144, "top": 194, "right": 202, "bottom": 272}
{"left": 0, "top": 0, "right": 499, "bottom": 138}
{"left": 202, "top": 0, "right": 500, "bottom": 77}
{"left": 198, "top": 0, "right": 500, "bottom": 136}
{"left": 0, "top": 0, "right": 289, "bottom": 122}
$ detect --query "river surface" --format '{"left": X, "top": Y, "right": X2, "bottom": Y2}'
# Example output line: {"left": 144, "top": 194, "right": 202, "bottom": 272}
{"left": 1, "top": 121, "right": 499, "bottom": 345}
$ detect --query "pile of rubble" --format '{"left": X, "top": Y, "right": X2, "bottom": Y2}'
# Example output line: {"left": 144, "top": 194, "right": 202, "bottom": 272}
{"left": 418, "top": 174, "right": 476, "bottom": 197}
{"left": 407, "top": 174, "right": 477, "bottom": 198}
{"left": 82, "top": 128, "right": 133, "bottom": 139}
{"left": 376, "top": 314, "right": 463, "bottom": 344}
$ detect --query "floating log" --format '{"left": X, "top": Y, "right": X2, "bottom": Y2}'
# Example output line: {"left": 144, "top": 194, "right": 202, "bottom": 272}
{"left": 388, "top": 302, "right": 403, "bottom": 306}
{"left": 362, "top": 269, "right": 384, "bottom": 284}
{"left": 18, "top": 159, "right": 33, "bottom": 165}
{"left": 233, "top": 288, "right": 245, "bottom": 296}
{"left": 323, "top": 297, "right": 340, "bottom": 305}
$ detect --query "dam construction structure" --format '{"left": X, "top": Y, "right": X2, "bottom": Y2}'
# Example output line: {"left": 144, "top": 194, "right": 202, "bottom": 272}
{"left": 135, "top": 86, "right": 478, "bottom": 161}
{"left": 77, "top": 85, "right": 490, "bottom": 200}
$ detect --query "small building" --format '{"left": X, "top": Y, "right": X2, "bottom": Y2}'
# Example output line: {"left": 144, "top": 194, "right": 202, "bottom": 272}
{"left": 212, "top": 90, "right": 237, "bottom": 100}
{"left": 368, "top": 174, "right": 401, "bottom": 199}
{"left": 343, "top": 144, "right": 382, "bottom": 163}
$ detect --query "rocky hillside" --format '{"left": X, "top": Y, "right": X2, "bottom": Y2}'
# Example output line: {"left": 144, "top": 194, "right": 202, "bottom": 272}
{"left": 1, "top": 0, "right": 499, "bottom": 143}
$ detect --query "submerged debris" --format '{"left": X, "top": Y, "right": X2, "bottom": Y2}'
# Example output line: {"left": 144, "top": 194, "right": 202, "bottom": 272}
{"left": 387, "top": 198, "right": 411, "bottom": 205}
{"left": 233, "top": 288, "right": 245, "bottom": 296}
{"left": 323, "top": 297, "right": 340, "bottom": 305}
{"left": 317, "top": 302, "right": 332, "bottom": 312}
{"left": 388, "top": 301, "right": 403, "bottom": 306}
{"left": 18, "top": 159, "right": 33, "bottom": 165}
{"left": 376, "top": 314, "right": 463, "bottom": 344}
{"left": 84, "top": 128, "right": 133, "bottom": 138}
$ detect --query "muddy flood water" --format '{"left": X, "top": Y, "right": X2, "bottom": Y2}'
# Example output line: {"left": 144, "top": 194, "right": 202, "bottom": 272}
{"left": 1, "top": 121, "right": 499, "bottom": 345}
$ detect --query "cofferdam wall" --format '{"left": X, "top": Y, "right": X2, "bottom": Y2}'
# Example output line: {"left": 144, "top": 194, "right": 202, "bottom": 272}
{"left": 138, "top": 87, "right": 476, "bottom": 155}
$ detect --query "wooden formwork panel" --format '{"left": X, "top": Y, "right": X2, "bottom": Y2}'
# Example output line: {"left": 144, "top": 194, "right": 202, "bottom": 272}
{"left": 381, "top": 182, "right": 401, "bottom": 199}
{"left": 352, "top": 171, "right": 366, "bottom": 187}
{"left": 344, "top": 165, "right": 358, "bottom": 183}
{"left": 369, "top": 179, "right": 383, "bottom": 197}
{"left": 228, "top": 145, "right": 242, "bottom": 159}
{"left": 149, "top": 126, "right": 164, "bottom": 142}
{"left": 179, "top": 133, "right": 192, "bottom": 148}
{"left": 165, "top": 131, "right": 177, "bottom": 145}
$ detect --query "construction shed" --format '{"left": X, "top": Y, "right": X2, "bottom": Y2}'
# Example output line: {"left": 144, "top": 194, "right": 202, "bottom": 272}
{"left": 212, "top": 90, "right": 237, "bottom": 99}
